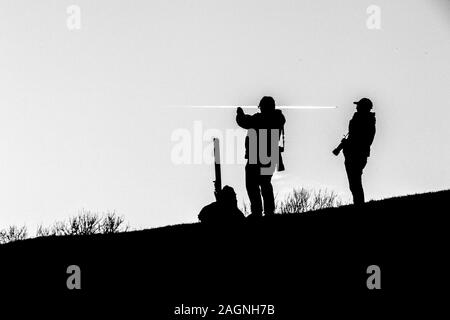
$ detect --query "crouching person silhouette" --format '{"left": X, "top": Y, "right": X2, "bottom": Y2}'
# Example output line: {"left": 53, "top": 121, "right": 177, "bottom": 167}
{"left": 198, "top": 185, "right": 245, "bottom": 224}
{"left": 342, "top": 98, "right": 376, "bottom": 205}
{"left": 236, "top": 96, "right": 286, "bottom": 218}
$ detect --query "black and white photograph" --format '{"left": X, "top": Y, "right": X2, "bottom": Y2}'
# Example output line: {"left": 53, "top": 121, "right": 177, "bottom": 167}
{"left": 0, "top": 0, "right": 449, "bottom": 317}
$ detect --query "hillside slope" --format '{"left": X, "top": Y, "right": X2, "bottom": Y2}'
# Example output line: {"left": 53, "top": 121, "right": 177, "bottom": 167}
{"left": 1, "top": 190, "right": 448, "bottom": 316}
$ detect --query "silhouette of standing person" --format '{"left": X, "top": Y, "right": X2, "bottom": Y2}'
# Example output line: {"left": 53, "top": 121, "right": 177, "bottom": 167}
{"left": 343, "top": 98, "right": 376, "bottom": 205}
{"left": 236, "top": 96, "right": 286, "bottom": 218}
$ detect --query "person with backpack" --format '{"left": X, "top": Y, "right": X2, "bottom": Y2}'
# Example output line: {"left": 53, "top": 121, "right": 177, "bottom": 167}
{"left": 198, "top": 185, "right": 245, "bottom": 224}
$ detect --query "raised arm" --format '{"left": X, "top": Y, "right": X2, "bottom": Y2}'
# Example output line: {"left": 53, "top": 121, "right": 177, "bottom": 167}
{"left": 236, "top": 107, "right": 257, "bottom": 129}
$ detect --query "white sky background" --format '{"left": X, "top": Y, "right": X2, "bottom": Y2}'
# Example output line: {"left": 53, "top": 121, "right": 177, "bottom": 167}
{"left": 0, "top": 0, "right": 449, "bottom": 230}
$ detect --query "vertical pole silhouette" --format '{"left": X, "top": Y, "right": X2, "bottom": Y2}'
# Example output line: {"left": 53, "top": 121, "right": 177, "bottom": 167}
{"left": 213, "top": 138, "right": 222, "bottom": 201}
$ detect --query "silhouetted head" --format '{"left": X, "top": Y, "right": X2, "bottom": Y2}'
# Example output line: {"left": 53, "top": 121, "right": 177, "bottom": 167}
{"left": 218, "top": 185, "right": 237, "bottom": 207}
{"left": 258, "top": 96, "right": 276, "bottom": 113}
{"left": 353, "top": 98, "right": 373, "bottom": 112}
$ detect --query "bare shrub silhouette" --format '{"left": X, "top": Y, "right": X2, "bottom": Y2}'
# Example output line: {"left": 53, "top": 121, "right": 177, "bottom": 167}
{"left": 240, "top": 188, "right": 343, "bottom": 215}
{"left": 44, "top": 210, "right": 129, "bottom": 236}
{"left": 277, "top": 188, "right": 343, "bottom": 214}
{"left": 51, "top": 221, "right": 71, "bottom": 236}
{"left": 36, "top": 224, "right": 52, "bottom": 237}
{"left": 2, "top": 188, "right": 342, "bottom": 244}
{"left": 67, "top": 211, "right": 102, "bottom": 235}
{"left": 0, "top": 225, "right": 28, "bottom": 244}
{"left": 1, "top": 210, "right": 128, "bottom": 244}
{"left": 100, "top": 212, "right": 129, "bottom": 234}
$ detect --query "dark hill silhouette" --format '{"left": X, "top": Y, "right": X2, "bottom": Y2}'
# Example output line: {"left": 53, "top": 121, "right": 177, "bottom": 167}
{"left": 1, "top": 190, "right": 448, "bottom": 317}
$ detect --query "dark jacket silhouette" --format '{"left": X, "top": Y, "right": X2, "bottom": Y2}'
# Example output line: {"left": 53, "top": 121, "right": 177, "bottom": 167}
{"left": 343, "top": 98, "right": 376, "bottom": 205}
{"left": 236, "top": 96, "right": 286, "bottom": 217}
{"left": 198, "top": 186, "right": 245, "bottom": 224}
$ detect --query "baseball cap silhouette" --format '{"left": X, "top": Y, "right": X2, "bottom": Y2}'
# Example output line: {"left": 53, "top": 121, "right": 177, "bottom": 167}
{"left": 353, "top": 98, "right": 373, "bottom": 110}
